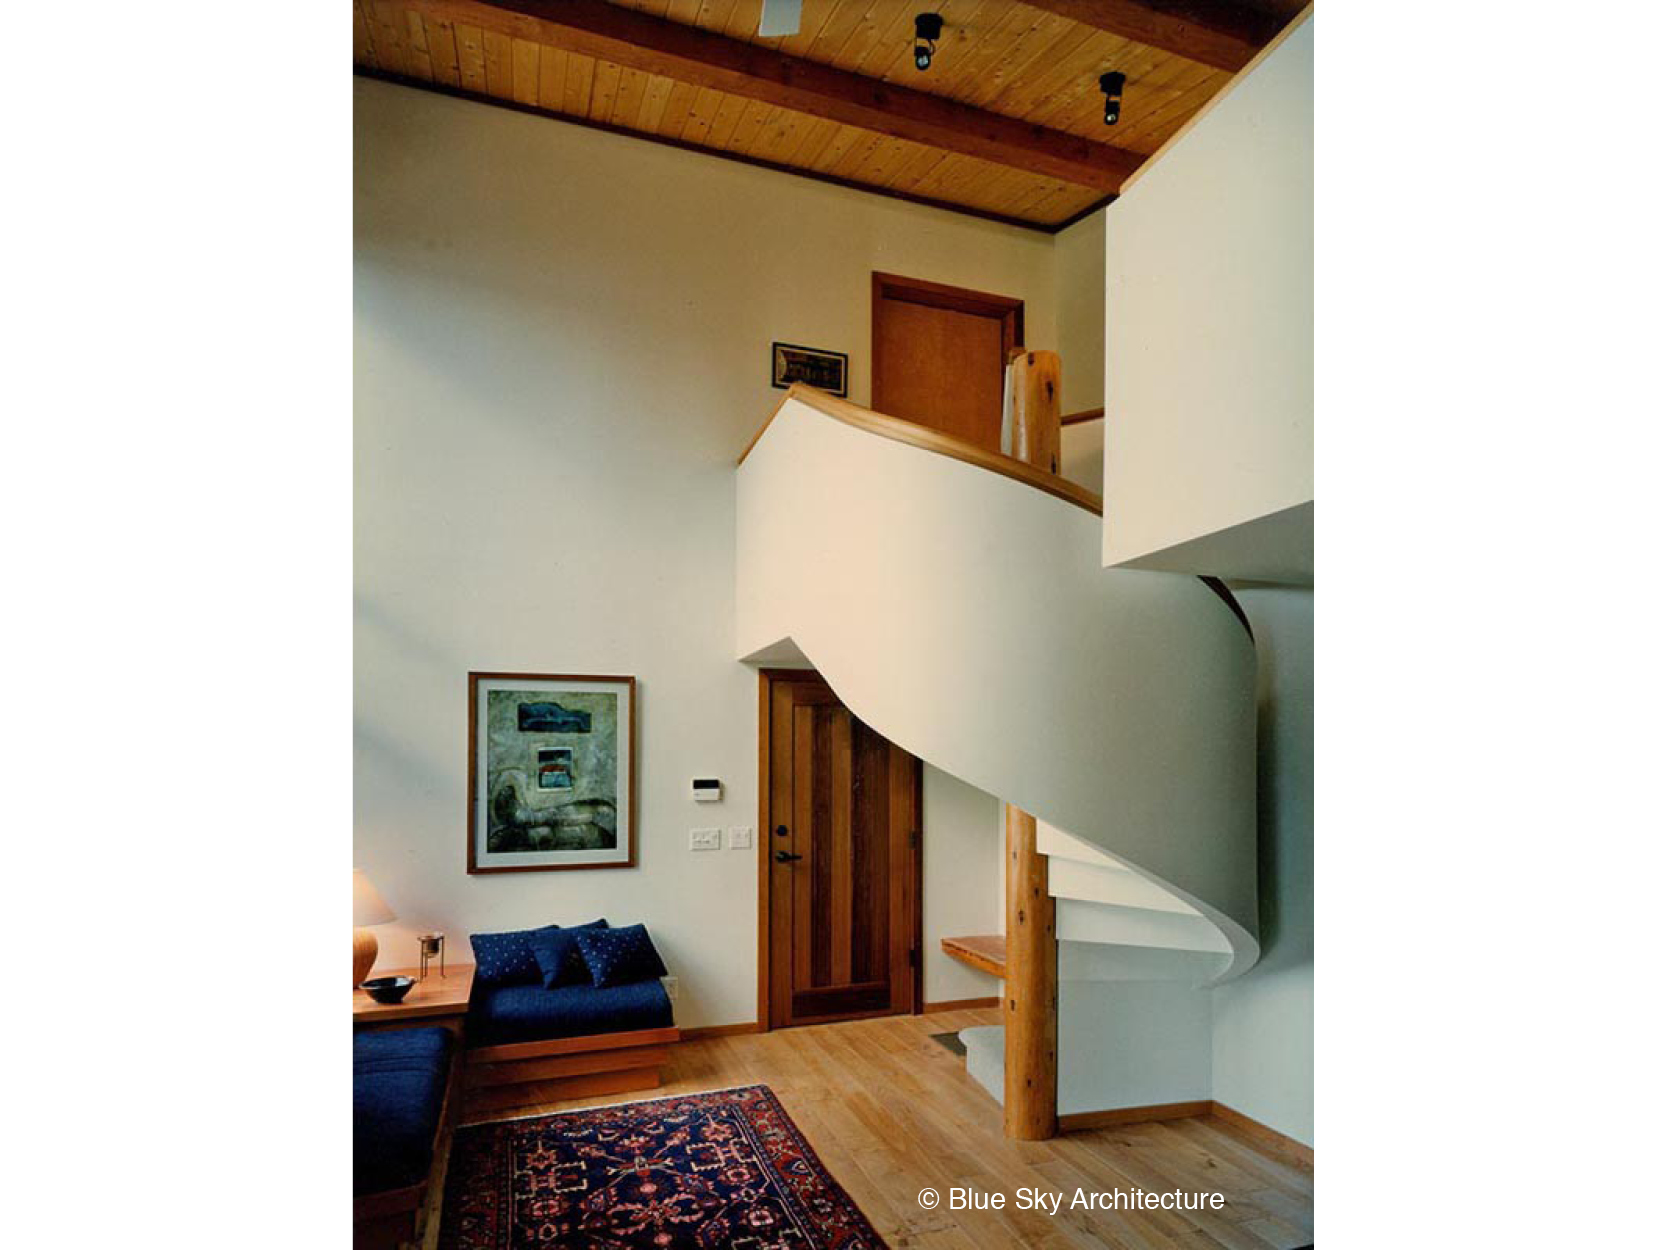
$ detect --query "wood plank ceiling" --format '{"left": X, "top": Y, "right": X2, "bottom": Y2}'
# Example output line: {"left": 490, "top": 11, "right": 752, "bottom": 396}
{"left": 353, "top": 0, "right": 1304, "bottom": 231}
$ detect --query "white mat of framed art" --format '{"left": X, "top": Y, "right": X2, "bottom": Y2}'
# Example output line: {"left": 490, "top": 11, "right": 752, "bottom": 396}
{"left": 467, "top": 672, "right": 636, "bottom": 873}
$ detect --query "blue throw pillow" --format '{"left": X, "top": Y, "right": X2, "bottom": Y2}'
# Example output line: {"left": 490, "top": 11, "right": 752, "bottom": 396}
{"left": 575, "top": 923, "right": 668, "bottom": 988}
{"left": 469, "top": 925, "right": 559, "bottom": 987}
{"left": 529, "top": 919, "right": 610, "bottom": 989}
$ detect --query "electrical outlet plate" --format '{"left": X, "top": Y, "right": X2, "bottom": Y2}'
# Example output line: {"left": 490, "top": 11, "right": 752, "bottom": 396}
{"left": 690, "top": 828, "right": 722, "bottom": 851}
{"left": 727, "top": 826, "right": 754, "bottom": 849}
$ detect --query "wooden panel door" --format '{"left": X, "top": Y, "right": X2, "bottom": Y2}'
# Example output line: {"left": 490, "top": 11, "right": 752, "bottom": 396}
{"left": 872, "top": 272, "right": 1025, "bottom": 452}
{"left": 762, "top": 670, "right": 921, "bottom": 1029}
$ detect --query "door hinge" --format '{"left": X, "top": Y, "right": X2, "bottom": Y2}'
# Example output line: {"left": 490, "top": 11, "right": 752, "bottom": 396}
{"left": 910, "top": 830, "right": 920, "bottom": 850}
{"left": 908, "top": 947, "right": 919, "bottom": 969}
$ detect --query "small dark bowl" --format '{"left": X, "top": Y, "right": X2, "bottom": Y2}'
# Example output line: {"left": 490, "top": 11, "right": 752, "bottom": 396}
{"left": 360, "top": 975, "right": 416, "bottom": 1004}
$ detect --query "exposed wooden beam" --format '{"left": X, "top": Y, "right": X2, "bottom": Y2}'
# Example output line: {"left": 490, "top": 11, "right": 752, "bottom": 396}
{"left": 403, "top": 0, "right": 1146, "bottom": 191}
{"left": 1020, "top": 0, "right": 1278, "bottom": 72}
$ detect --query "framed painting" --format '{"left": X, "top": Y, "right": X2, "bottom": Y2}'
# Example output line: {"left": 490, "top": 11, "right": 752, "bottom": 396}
{"left": 770, "top": 341, "right": 849, "bottom": 397}
{"left": 467, "top": 672, "right": 637, "bottom": 873}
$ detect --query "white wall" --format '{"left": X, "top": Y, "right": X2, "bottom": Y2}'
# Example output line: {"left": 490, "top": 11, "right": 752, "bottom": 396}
{"left": 921, "top": 770, "right": 1004, "bottom": 1003}
{"left": 1211, "top": 586, "right": 1314, "bottom": 1145}
{"left": 1061, "top": 420, "right": 1104, "bottom": 497}
{"left": 1061, "top": 981, "right": 1213, "bottom": 1114}
{"left": 1052, "top": 209, "right": 1107, "bottom": 496}
{"left": 354, "top": 77, "right": 1056, "bottom": 1028}
{"left": 1102, "top": 16, "right": 1313, "bottom": 581}
{"left": 1052, "top": 211, "right": 1106, "bottom": 420}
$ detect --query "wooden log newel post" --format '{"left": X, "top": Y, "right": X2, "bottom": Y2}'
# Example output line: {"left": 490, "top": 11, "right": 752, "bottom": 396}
{"left": 1002, "top": 347, "right": 1062, "bottom": 1141}
{"left": 1005, "top": 349, "right": 1063, "bottom": 476}
{"left": 1005, "top": 806, "right": 1058, "bottom": 1139}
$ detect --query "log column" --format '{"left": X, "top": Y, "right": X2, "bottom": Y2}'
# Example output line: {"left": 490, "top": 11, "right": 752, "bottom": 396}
{"left": 1002, "top": 348, "right": 1062, "bottom": 1141}
{"left": 1005, "top": 349, "right": 1062, "bottom": 475}
{"left": 1004, "top": 806, "right": 1057, "bottom": 1138}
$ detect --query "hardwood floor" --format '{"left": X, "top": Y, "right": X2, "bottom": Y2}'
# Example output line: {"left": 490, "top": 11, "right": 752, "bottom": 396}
{"left": 457, "top": 1008, "right": 1314, "bottom": 1250}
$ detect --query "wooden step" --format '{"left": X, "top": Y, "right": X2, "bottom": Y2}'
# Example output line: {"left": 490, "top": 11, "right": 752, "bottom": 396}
{"left": 941, "top": 934, "right": 1005, "bottom": 979}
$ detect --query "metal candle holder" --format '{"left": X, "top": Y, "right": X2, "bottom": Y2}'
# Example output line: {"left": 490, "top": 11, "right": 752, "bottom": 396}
{"left": 418, "top": 932, "right": 446, "bottom": 979}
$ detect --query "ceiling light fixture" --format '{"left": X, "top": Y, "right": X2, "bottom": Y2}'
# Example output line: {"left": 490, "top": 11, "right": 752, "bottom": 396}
{"left": 1100, "top": 71, "right": 1126, "bottom": 125}
{"left": 914, "top": 13, "right": 944, "bottom": 71}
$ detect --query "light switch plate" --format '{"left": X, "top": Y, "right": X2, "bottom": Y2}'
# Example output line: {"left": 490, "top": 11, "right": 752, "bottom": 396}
{"left": 690, "top": 828, "right": 722, "bottom": 851}
{"left": 727, "top": 826, "right": 754, "bottom": 849}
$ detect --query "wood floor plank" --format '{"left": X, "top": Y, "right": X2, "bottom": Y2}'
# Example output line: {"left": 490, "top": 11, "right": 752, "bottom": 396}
{"left": 1168, "top": 1119, "right": 1313, "bottom": 1197}
{"left": 451, "top": 1009, "right": 1311, "bottom": 1249}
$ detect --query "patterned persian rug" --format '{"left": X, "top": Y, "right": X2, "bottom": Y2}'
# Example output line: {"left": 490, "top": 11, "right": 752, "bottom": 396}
{"left": 439, "top": 1084, "right": 886, "bottom": 1249}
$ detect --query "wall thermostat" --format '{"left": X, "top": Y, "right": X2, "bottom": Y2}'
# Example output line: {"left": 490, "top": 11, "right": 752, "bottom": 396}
{"left": 692, "top": 778, "right": 722, "bottom": 802}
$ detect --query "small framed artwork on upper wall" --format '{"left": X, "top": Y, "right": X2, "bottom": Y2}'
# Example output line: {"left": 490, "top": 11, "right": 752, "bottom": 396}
{"left": 771, "top": 342, "right": 848, "bottom": 397}
{"left": 467, "top": 672, "right": 637, "bottom": 873}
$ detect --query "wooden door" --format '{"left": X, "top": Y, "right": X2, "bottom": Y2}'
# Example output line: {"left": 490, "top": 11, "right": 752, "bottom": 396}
{"left": 871, "top": 272, "right": 1025, "bottom": 451}
{"left": 761, "top": 670, "right": 921, "bottom": 1029}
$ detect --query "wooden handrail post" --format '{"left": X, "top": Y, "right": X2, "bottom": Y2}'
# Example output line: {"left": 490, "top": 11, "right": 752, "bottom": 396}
{"left": 1005, "top": 349, "right": 1062, "bottom": 476}
{"left": 1004, "top": 806, "right": 1058, "bottom": 1139}
{"left": 1002, "top": 348, "right": 1061, "bottom": 1141}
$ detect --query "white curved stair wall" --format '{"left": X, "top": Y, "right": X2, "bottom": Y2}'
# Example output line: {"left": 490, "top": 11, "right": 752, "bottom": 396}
{"left": 737, "top": 394, "right": 1260, "bottom": 980}
{"left": 1060, "top": 942, "right": 1229, "bottom": 984}
{"left": 1048, "top": 859, "right": 1200, "bottom": 915}
{"left": 1038, "top": 818, "right": 1231, "bottom": 984}
{"left": 1057, "top": 899, "right": 1230, "bottom": 955}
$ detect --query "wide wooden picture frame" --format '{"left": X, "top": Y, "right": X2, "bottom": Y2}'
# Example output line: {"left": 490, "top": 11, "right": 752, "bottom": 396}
{"left": 467, "top": 672, "right": 637, "bottom": 873}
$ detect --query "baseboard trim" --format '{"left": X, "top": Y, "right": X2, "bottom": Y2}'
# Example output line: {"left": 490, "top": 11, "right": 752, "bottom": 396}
{"left": 1059, "top": 1100, "right": 1211, "bottom": 1131}
{"left": 1208, "top": 1100, "right": 1314, "bottom": 1170}
{"left": 678, "top": 1022, "right": 763, "bottom": 1041}
{"left": 922, "top": 997, "right": 1000, "bottom": 1012}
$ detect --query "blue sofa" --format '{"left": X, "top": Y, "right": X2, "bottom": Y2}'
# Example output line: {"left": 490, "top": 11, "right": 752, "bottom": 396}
{"left": 464, "top": 921, "right": 680, "bottom": 1112}
{"left": 468, "top": 979, "right": 674, "bottom": 1047}
{"left": 353, "top": 1026, "right": 455, "bottom": 1249}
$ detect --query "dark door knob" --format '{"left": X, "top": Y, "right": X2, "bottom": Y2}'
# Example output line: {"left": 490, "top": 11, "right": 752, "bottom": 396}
{"left": 774, "top": 850, "right": 803, "bottom": 863}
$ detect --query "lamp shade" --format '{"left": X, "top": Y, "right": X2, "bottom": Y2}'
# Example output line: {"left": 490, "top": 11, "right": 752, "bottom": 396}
{"left": 352, "top": 868, "right": 396, "bottom": 927}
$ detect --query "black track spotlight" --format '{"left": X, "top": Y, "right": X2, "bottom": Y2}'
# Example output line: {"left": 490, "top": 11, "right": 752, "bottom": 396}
{"left": 914, "top": 13, "right": 943, "bottom": 71}
{"left": 1100, "top": 71, "right": 1126, "bottom": 125}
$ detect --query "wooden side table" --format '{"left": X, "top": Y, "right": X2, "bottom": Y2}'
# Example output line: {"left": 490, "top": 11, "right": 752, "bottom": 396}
{"left": 354, "top": 965, "right": 475, "bottom": 1033}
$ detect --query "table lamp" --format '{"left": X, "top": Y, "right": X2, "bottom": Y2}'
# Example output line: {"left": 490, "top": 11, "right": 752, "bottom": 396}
{"left": 352, "top": 867, "right": 396, "bottom": 987}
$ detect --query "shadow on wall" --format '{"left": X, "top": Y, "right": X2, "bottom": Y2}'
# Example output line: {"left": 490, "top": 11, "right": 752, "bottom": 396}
{"left": 354, "top": 593, "right": 462, "bottom": 871}
{"left": 356, "top": 592, "right": 457, "bottom": 675}
{"left": 1246, "top": 586, "right": 1313, "bottom": 972}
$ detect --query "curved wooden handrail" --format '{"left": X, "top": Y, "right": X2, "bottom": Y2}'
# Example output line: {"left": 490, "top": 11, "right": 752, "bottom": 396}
{"left": 740, "top": 384, "right": 1104, "bottom": 516}
{"left": 740, "top": 384, "right": 1251, "bottom": 642}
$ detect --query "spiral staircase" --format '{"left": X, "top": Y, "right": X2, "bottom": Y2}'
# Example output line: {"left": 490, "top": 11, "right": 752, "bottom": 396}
{"left": 736, "top": 385, "right": 1259, "bottom": 1119}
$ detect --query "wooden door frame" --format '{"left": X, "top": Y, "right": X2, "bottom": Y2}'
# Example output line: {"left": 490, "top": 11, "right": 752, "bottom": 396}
{"left": 756, "top": 668, "right": 924, "bottom": 1033}
{"left": 870, "top": 271, "right": 1026, "bottom": 416}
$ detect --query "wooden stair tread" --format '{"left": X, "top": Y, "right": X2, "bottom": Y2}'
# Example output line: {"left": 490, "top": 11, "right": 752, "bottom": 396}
{"left": 941, "top": 934, "right": 1006, "bottom": 979}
